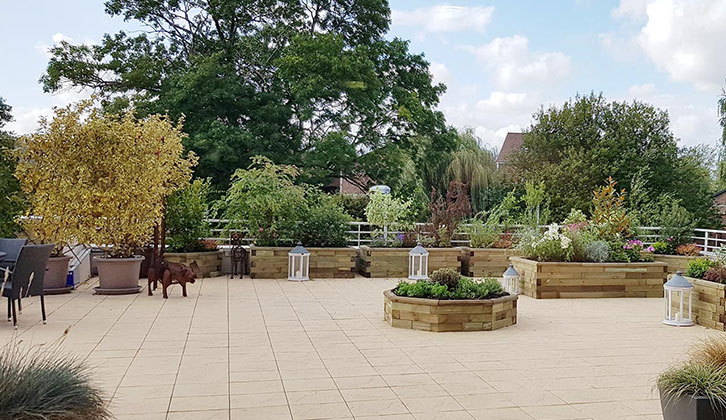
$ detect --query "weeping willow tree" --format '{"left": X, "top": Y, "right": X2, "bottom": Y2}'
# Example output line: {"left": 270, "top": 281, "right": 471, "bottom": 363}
{"left": 444, "top": 129, "right": 500, "bottom": 213}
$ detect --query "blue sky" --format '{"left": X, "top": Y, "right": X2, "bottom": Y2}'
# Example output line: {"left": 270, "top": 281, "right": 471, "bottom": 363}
{"left": 1, "top": 0, "right": 724, "bottom": 149}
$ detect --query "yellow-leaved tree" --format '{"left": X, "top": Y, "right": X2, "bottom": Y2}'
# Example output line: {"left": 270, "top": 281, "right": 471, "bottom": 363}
{"left": 15, "top": 100, "right": 197, "bottom": 257}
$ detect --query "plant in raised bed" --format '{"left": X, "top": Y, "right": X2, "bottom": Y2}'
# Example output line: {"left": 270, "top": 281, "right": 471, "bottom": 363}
{"left": 364, "top": 191, "right": 412, "bottom": 247}
{"left": 394, "top": 268, "right": 506, "bottom": 300}
{"left": 686, "top": 258, "right": 718, "bottom": 280}
{"left": 166, "top": 179, "right": 213, "bottom": 253}
{"left": 297, "top": 194, "right": 352, "bottom": 247}
{"left": 425, "top": 181, "right": 472, "bottom": 247}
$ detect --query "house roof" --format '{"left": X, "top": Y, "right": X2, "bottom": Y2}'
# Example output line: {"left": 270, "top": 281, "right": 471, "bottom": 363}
{"left": 496, "top": 132, "right": 524, "bottom": 164}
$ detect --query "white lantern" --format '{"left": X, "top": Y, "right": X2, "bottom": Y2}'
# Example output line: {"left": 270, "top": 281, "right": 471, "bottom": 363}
{"left": 663, "top": 271, "right": 694, "bottom": 327}
{"left": 288, "top": 242, "right": 310, "bottom": 282}
{"left": 502, "top": 264, "right": 520, "bottom": 295}
{"left": 408, "top": 243, "right": 429, "bottom": 280}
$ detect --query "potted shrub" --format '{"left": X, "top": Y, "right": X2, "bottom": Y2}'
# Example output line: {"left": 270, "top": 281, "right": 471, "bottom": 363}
{"left": 511, "top": 178, "right": 667, "bottom": 299}
{"left": 17, "top": 100, "right": 196, "bottom": 294}
{"left": 384, "top": 268, "right": 517, "bottom": 332}
{"left": 657, "top": 338, "right": 726, "bottom": 419}
{"left": 222, "top": 157, "right": 356, "bottom": 278}
{"left": 163, "top": 179, "right": 221, "bottom": 277}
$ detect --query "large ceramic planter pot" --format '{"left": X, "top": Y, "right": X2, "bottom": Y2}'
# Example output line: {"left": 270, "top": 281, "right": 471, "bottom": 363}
{"left": 44, "top": 255, "right": 72, "bottom": 294}
{"left": 94, "top": 256, "right": 144, "bottom": 295}
{"left": 164, "top": 250, "right": 223, "bottom": 277}
{"left": 510, "top": 257, "right": 667, "bottom": 299}
{"left": 383, "top": 290, "right": 517, "bottom": 332}
{"left": 660, "top": 390, "right": 726, "bottom": 420}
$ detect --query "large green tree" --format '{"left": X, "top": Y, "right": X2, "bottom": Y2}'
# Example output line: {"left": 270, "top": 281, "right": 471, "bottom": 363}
{"left": 0, "top": 96, "right": 23, "bottom": 236}
{"left": 512, "top": 93, "right": 716, "bottom": 223}
{"left": 41, "top": 0, "right": 453, "bottom": 191}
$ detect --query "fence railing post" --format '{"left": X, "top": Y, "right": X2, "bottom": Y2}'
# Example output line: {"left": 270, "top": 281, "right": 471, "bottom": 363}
{"left": 705, "top": 230, "right": 710, "bottom": 254}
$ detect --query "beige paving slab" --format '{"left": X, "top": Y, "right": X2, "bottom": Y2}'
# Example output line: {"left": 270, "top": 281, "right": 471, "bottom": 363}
{"left": 2, "top": 275, "right": 723, "bottom": 420}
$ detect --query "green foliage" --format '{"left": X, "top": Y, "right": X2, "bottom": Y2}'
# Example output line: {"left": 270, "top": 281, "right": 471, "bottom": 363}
{"left": 332, "top": 194, "right": 369, "bottom": 221}
{"left": 687, "top": 258, "right": 718, "bottom": 279}
{"left": 222, "top": 156, "right": 308, "bottom": 246}
{"left": 521, "top": 180, "right": 549, "bottom": 226}
{"left": 466, "top": 218, "right": 501, "bottom": 248}
{"left": 658, "top": 200, "right": 697, "bottom": 247}
{"left": 394, "top": 276, "right": 504, "bottom": 300}
{"left": 512, "top": 93, "right": 714, "bottom": 222}
{"left": 427, "top": 181, "right": 472, "bottom": 247}
{"left": 443, "top": 128, "right": 500, "bottom": 213}
{"left": 592, "top": 177, "right": 631, "bottom": 240}
{"left": 652, "top": 241, "right": 673, "bottom": 255}
{"left": 297, "top": 197, "right": 352, "bottom": 247}
{"left": 0, "top": 342, "right": 110, "bottom": 420}
{"left": 518, "top": 224, "right": 573, "bottom": 262}
{"left": 166, "top": 179, "right": 212, "bottom": 252}
{"left": 429, "top": 268, "right": 461, "bottom": 290}
{"left": 365, "top": 191, "right": 412, "bottom": 228}
{"left": 584, "top": 241, "right": 610, "bottom": 263}
{"left": 41, "top": 1, "right": 453, "bottom": 193}
{"left": 0, "top": 97, "right": 23, "bottom": 237}
{"left": 563, "top": 208, "right": 587, "bottom": 225}
{"left": 657, "top": 362, "right": 726, "bottom": 410}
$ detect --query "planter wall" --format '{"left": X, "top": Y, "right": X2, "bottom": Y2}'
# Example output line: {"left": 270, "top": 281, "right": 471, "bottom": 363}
{"left": 510, "top": 257, "right": 668, "bottom": 299}
{"left": 461, "top": 247, "right": 519, "bottom": 277}
{"left": 383, "top": 290, "right": 517, "bottom": 332}
{"left": 164, "top": 250, "right": 223, "bottom": 278}
{"left": 680, "top": 276, "right": 726, "bottom": 331}
{"left": 358, "top": 246, "right": 462, "bottom": 278}
{"left": 650, "top": 254, "right": 699, "bottom": 275}
{"left": 250, "top": 246, "right": 356, "bottom": 279}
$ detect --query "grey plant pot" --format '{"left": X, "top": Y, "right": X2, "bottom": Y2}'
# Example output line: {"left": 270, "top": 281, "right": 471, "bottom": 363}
{"left": 661, "top": 390, "right": 726, "bottom": 420}
{"left": 94, "top": 256, "right": 144, "bottom": 295}
{"left": 44, "top": 256, "right": 72, "bottom": 294}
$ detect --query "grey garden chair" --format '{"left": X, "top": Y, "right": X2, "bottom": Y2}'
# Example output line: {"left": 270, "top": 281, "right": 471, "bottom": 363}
{"left": 0, "top": 238, "right": 27, "bottom": 271}
{"left": 2, "top": 244, "right": 53, "bottom": 329}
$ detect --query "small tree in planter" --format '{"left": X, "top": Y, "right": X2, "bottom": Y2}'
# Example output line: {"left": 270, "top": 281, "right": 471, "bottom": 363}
{"left": 364, "top": 191, "right": 411, "bottom": 246}
{"left": 16, "top": 100, "right": 196, "bottom": 294}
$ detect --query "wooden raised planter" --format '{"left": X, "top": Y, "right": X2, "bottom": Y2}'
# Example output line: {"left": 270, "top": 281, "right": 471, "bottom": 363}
{"left": 383, "top": 290, "right": 517, "bottom": 332}
{"left": 510, "top": 257, "right": 668, "bottom": 299}
{"left": 680, "top": 276, "right": 726, "bottom": 331}
{"left": 250, "top": 246, "right": 356, "bottom": 279}
{"left": 358, "top": 245, "right": 461, "bottom": 278}
{"left": 461, "top": 247, "right": 519, "bottom": 277}
{"left": 650, "top": 254, "right": 699, "bottom": 275}
{"left": 164, "top": 250, "right": 223, "bottom": 277}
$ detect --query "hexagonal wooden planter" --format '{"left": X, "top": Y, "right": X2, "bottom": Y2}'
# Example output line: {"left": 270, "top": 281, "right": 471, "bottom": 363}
{"left": 250, "top": 246, "right": 356, "bottom": 279}
{"left": 358, "top": 245, "right": 462, "bottom": 278}
{"left": 510, "top": 257, "right": 668, "bottom": 299}
{"left": 164, "top": 250, "right": 223, "bottom": 278}
{"left": 679, "top": 276, "right": 726, "bottom": 331}
{"left": 383, "top": 290, "right": 517, "bottom": 332}
{"left": 460, "top": 247, "right": 520, "bottom": 277}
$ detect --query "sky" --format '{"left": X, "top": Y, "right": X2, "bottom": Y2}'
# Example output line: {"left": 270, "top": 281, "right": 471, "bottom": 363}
{"left": 1, "top": 0, "right": 724, "bottom": 151}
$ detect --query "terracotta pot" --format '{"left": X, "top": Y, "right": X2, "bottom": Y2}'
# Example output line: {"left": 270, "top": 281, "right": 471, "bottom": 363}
{"left": 94, "top": 256, "right": 144, "bottom": 295}
{"left": 44, "top": 256, "right": 72, "bottom": 294}
{"left": 660, "top": 389, "right": 726, "bottom": 420}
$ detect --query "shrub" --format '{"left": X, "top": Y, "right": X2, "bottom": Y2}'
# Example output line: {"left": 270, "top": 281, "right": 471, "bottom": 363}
{"left": 429, "top": 268, "right": 461, "bottom": 290}
{"left": 466, "top": 218, "right": 501, "bottom": 248}
{"left": 563, "top": 208, "right": 587, "bottom": 225}
{"left": 223, "top": 156, "right": 308, "bottom": 246}
{"left": 519, "top": 224, "right": 572, "bottom": 262}
{"left": 584, "top": 241, "right": 610, "bottom": 263}
{"left": 15, "top": 100, "right": 196, "bottom": 258}
{"left": 394, "top": 276, "right": 504, "bottom": 300}
{"left": 166, "top": 179, "right": 212, "bottom": 252}
{"left": 691, "top": 338, "right": 726, "bottom": 368}
{"left": 657, "top": 362, "right": 726, "bottom": 410}
{"left": 652, "top": 241, "right": 673, "bottom": 255}
{"left": 592, "top": 177, "right": 631, "bottom": 241}
{"left": 364, "top": 191, "right": 412, "bottom": 246}
{"left": 427, "top": 181, "right": 472, "bottom": 247}
{"left": 333, "top": 194, "right": 369, "bottom": 221}
{"left": 369, "top": 230, "right": 404, "bottom": 247}
{"left": 676, "top": 243, "right": 701, "bottom": 256}
{"left": 297, "top": 199, "right": 352, "bottom": 247}
{"left": 658, "top": 200, "right": 697, "bottom": 247}
{"left": 687, "top": 258, "right": 717, "bottom": 279}
{"left": 703, "top": 268, "right": 726, "bottom": 284}
{"left": 0, "top": 343, "right": 110, "bottom": 420}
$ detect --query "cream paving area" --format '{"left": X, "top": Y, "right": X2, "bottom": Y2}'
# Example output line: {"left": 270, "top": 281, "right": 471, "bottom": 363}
{"left": 1, "top": 275, "right": 723, "bottom": 420}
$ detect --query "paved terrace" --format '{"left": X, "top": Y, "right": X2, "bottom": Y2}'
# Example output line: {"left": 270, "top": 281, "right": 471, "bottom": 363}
{"left": 1, "top": 275, "right": 722, "bottom": 420}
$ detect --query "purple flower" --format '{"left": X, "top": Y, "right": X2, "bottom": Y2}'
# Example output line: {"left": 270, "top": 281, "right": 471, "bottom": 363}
{"left": 396, "top": 233, "right": 404, "bottom": 241}
{"left": 647, "top": 246, "right": 655, "bottom": 252}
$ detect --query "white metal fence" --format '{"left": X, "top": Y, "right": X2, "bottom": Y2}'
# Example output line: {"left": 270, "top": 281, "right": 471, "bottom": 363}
{"left": 204, "top": 219, "right": 726, "bottom": 254}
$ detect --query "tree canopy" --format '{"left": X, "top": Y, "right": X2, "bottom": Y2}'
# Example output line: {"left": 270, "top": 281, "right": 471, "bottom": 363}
{"left": 512, "top": 93, "right": 717, "bottom": 224}
{"left": 42, "top": 0, "right": 454, "bottom": 192}
{"left": 0, "top": 96, "right": 23, "bottom": 237}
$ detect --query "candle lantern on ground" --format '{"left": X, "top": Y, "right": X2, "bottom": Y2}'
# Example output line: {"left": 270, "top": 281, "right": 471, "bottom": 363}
{"left": 663, "top": 271, "right": 693, "bottom": 327}
{"left": 502, "top": 264, "right": 520, "bottom": 295}
{"left": 288, "top": 242, "right": 310, "bottom": 282}
{"left": 408, "top": 243, "right": 429, "bottom": 280}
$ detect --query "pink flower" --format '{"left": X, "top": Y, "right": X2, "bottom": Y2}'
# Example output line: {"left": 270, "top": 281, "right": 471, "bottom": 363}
{"left": 647, "top": 246, "right": 655, "bottom": 252}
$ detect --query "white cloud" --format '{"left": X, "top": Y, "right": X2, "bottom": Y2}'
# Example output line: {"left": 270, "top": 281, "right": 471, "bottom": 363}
{"left": 463, "top": 35, "right": 572, "bottom": 90}
{"left": 610, "top": 0, "right": 726, "bottom": 91}
{"left": 392, "top": 5, "right": 494, "bottom": 33}
{"left": 5, "top": 107, "right": 52, "bottom": 135}
{"left": 626, "top": 83, "right": 657, "bottom": 97}
{"left": 51, "top": 32, "right": 72, "bottom": 44}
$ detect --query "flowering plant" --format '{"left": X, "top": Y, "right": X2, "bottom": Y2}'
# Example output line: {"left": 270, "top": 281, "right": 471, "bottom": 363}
{"left": 623, "top": 239, "right": 654, "bottom": 253}
{"left": 519, "top": 224, "right": 573, "bottom": 262}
